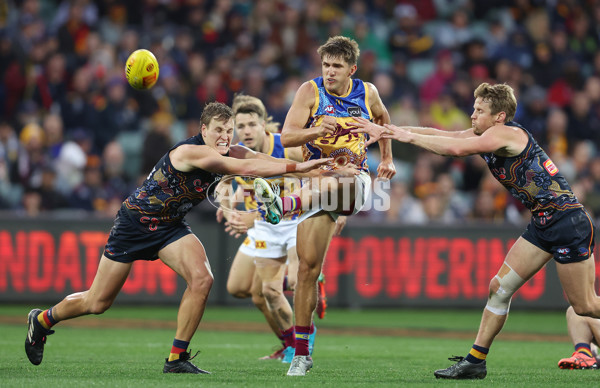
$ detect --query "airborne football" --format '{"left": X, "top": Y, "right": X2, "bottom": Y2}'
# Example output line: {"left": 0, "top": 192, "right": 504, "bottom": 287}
{"left": 125, "top": 49, "right": 159, "bottom": 90}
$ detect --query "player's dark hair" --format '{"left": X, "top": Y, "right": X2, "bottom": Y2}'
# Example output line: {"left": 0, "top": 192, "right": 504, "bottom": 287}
{"left": 474, "top": 83, "right": 517, "bottom": 122}
{"left": 200, "top": 102, "right": 234, "bottom": 128}
{"left": 317, "top": 36, "right": 360, "bottom": 65}
{"left": 232, "top": 94, "right": 280, "bottom": 133}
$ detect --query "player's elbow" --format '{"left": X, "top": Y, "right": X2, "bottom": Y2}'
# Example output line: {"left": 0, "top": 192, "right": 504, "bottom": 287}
{"left": 280, "top": 132, "right": 293, "bottom": 148}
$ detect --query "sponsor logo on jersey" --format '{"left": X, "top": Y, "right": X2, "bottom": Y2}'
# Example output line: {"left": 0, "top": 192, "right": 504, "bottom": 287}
{"left": 347, "top": 106, "right": 361, "bottom": 117}
{"left": 256, "top": 241, "right": 267, "bottom": 249}
{"left": 543, "top": 159, "right": 558, "bottom": 176}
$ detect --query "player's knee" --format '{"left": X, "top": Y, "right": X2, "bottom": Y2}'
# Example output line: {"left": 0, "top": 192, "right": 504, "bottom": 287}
{"left": 298, "top": 260, "right": 321, "bottom": 282}
{"left": 571, "top": 301, "right": 596, "bottom": 318}
{"left": 188, "top": 271, "right": 214, "bottom": 296}
{"left": 485, "top": 267, "right": 524, "bottom": 316}
{"left": 262, "top": 282, "right": 282, "bottom": 302}
{"left": 251, "top": 289, "right": 266, "bottom": 307}
{"left": 87, "top": 299, "right": 113, "bottom": 315}
{"left": 227, "top": 282, "right": 249, "bottom": 298}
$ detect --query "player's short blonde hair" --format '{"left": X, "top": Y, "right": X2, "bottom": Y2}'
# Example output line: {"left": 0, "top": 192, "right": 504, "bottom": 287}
{"left": 474, "top": 83, "right": 517, "bottom": 122}
{"left": 317, "top": 36, "right": 360, "bottom": 66}
{"left": 232, "top": 94, "right": 280, "bottom": 133}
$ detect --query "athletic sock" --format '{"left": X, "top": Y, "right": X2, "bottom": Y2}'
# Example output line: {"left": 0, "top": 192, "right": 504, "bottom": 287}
{"left": 282, "top": 195, "right": 301, "bottom": 215}
{"left": 465, "top": 344, "right": 488, "bottom": 364}
{"left": 281, "top": 327, "right": 295, "bottom": 348}
{"left": 37, "top": 307, "right": 58, "bottom": 330}
{"left": 168, "top": 339, "right": 189, "bottom": 362}
{"left": 294, "top": 325, "right": 311, "bottom": 356}
{"left": 575, "top": 343, "right": 593, "bottom": 357}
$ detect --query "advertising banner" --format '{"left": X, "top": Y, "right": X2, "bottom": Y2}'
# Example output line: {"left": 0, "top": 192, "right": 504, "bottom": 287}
{"left": 0, "top": 217, "right": 592, "bottom": 310}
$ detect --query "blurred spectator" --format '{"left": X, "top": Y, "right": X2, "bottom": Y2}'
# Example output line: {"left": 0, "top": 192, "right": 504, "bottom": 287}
{"left": 435, "top": 8, "right": 474, "bottom": 50}
{"left": 388, "top": 4, "right": 434, "bottom": 59}
{"left": 140, "top": 111, "right": 174, "bottom": 176}
{"left": 566, "top": 91, "right": 600, "bottom": 143}
{"left": 420, "top": 49, "right": 455, "bottom": 105}
{"left": 429, "top": 90, "right": 471, "bottom": 131}
{"left": 0, "top": 0, "right": 598, "bottom": 224}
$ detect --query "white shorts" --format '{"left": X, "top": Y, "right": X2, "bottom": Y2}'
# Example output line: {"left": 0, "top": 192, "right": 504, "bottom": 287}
{"left": 298, "top": 171, "right": 372, "bottom": 223}
{"left": 238, "top": 219, "right": 298, "bottom": 259}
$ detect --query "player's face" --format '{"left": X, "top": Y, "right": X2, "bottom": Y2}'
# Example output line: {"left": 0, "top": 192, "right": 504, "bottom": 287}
{"left": 235, "top": 112, "right": 266, "bottom": 152}
{"left": 321, "top": 55, "right": 357, "bottom": 95}
{"left": 471, "top": 97, "right": 500, "bottom": 135}
{"left": 202, "top": 117, "right": 234, "bottom": 155}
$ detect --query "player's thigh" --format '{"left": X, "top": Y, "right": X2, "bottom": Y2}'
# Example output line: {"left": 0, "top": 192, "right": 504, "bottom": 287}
{"left": 296, "top": 211, "right": 336, "bottom": 266}
{"left": 557, "top": 253, "right": 598, "bottom": 308}
{"left": 503, "top": 236, "right": 552, "bottom": 280}
{"left": 255, "top": 256, "right": 287, "bottom": 286}
{"left": 158, "top": 234, "right": 212, "bottom": 283}
{"left": 227, "top": 250, "right": 256, "bottom": 294}
{"left": 86, "top": 255, "right": 133, "bottom": 303}
{"left": 286, "top": 247, "right": 299, "bottom": 289}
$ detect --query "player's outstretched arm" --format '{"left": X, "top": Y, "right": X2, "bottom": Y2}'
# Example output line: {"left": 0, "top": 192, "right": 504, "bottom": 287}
{"left": 171, "top": 144, "right": 332, "bottom": 177}
{"left": 382, "top": 125, "right": 507, "bottom": 157}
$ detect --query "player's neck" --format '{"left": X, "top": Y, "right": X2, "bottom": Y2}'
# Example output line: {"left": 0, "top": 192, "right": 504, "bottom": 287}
{"left": 328, "top": 79, "right": 352, "bottom": 97}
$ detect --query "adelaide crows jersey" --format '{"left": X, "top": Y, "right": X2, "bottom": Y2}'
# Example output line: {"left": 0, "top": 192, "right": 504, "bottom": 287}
{"left": 303, "top": 77, "right": 371, "bottom": 172}
{"left": 481, "top": 121, "right": 582, "bottom": 225}
{"left": 123, "top": 135, "right": 223, "bottom": 229}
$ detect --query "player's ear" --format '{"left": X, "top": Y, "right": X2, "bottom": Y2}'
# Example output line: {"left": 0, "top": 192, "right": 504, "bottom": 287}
{"left": 349, "top": 64, "right": 357, "bottom": 77}
{"left": 200, "top": 123, "right": 207, "bottom": 138}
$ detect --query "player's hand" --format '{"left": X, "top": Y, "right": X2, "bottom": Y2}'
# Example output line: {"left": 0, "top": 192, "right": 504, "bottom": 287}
{"left": 382, "top": 124, "right": 413, "bottom": 143}
{"left": 224, "top": 211, "right": 248, "bottom": 238}
{"left": 350, "top": 117, "right": 388, "bottom": 146}
{"left": 216, "top": 207, "right": 225, "bottom": 223}
{"left": 377, "top": 159, "right": 396, "bottom": 180}
{"left": 334, "top": 216, "right": 347, "bottom": 235}
{"left": 333, "top": 163, "right": 361, "bottom": 177}
{"left": 314, "top": 116, "right": 337, "bottom": 137}
{"left": 296, "top": 158, "right": 334, "bottom": 172}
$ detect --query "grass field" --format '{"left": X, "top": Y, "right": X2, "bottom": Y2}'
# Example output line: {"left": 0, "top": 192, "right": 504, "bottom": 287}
{"left": 1, "top": 304, "right": 597, "bottom": 387}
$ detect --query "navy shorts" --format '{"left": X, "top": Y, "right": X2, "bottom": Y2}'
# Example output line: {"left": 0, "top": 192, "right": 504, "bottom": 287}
{"left": 103, "top": 207, "right": 192, "bottom": 263}
{"left": 521, "top": 208, "right": 596, "bottom": 264}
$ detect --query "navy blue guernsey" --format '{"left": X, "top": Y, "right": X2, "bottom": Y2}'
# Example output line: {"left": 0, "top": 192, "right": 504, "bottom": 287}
{"left": 123, "top": 135, "right": 223, "bottom": 230}
{"left": 480, "top": 121, "right": 582, "bottom": 225}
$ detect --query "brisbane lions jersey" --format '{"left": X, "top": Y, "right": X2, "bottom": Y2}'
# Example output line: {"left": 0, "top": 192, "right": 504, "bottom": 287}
{"left": 303, "top": 76, "right": 371, "bottom": 172}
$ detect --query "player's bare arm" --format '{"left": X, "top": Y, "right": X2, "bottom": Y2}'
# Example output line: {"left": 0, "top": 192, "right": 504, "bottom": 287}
{"left": 170, "top": 144, "right": 331, "bottom": 176}
{"left": 384, "top": 124, "right": 525, "bottom": 157}
{"left": 280, "top": 82, "right": 336, "bottom": 147}
{"left": 284, "top": 146, "right": 304, "bottom": 162}
{"left": 366, "top": 82, "right": 396, "bottom": 180}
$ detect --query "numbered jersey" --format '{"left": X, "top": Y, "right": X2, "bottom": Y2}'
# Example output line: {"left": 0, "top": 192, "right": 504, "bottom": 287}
{"left": 303, "top": 77, "right": 371, "bottom": 172}
{"left": 481, "top": 121, "right": 582, "bottom": 225}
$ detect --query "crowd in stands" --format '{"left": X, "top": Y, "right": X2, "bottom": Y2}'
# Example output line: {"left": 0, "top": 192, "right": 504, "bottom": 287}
{"left": 1, "top": 0, "right": 599, "bottom": 225}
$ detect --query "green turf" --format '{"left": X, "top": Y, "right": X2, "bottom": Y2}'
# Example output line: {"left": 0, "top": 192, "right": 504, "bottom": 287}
{"left": 0, "top": 305, "right": 593, "bottom": 387}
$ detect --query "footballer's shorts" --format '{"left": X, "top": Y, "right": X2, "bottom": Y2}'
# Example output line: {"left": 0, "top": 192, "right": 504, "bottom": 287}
{"left": 239, "top": 220, "right": 298, "bottom": 259}
{"left": 521, "top": 208, "right": 596, "bottom": 264}
{"left": 103, "top": 206, "right": 192, "bottom": 263}
{"left": 299, "top": 171, "right": 372, "bottom": 223}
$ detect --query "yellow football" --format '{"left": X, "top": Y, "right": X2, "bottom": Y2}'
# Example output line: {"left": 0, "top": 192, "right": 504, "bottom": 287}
{"left": 125, "top": 49, "right": 159, "bottom": 90}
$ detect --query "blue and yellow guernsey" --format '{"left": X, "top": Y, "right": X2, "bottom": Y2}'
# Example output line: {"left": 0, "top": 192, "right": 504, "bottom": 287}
{"left": 123, "top": 135, "right": 222, "bottom": 231}
{"left": 304, "top": 76, "right": 371, "bottom": 172}
{"left": 236, "top": 132, "right": 300, "bottom": 220}
{"left": 481, "top": 121, "right": 582, "bottom": 226}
